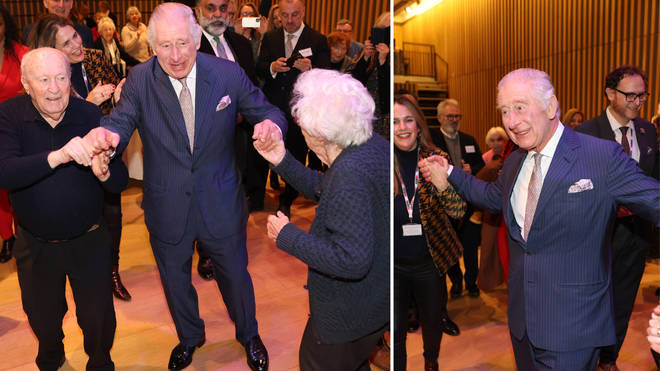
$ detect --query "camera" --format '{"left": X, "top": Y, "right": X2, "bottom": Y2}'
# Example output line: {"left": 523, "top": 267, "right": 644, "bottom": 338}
{"left": 242, "top": 17, "right": 260, "bottom": 28}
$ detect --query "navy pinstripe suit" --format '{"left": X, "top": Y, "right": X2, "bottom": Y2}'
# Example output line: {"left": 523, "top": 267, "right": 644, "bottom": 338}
{"left": 448, "top": 126, "right": 660, "bottom": 363}
{"left": 100, "top": 52, "right": 286, "bottom": 345}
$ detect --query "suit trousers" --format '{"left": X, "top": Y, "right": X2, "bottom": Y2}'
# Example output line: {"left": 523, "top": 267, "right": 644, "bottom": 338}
{"left": 102, "top": 191, "right": 122, "bottom": 267}
{"left": 511, "top": 330, "right": 599, "bottom": 371}
{"left": 148, "top": 197, "right": 258, "bottom": 346}
{"left": 394, "top": 259, "right": 447, "bottom": 370}
{"left": 448, "top": 219, "right": 481, "bottom": 289}
{"left": 598, "top": 215, "right": 649, "bottom": 363}
{"left": 299, "top": 318, "right": 385, "bottom": 371}
{"left": 14, "top": 224, "right": 115, "bottom": 371}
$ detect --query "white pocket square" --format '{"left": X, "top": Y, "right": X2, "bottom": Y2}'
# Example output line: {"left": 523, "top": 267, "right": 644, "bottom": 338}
{"left": 568, "top": 178, "right": 593, "bottom": 193}
{"left": 216, "top": 95, "right": 231, "bottom": 111}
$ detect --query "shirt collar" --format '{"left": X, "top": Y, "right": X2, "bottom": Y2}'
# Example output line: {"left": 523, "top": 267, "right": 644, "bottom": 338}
{"left": 606, "top": 106, "right": 635, "bottom": 132}
{"left": 285, "top": 23, "right": 305, "bottom": 39}
{"left": 530, "top": 122, "right": 564, "bottom": 159}
{"left": 440, "top": 127, "right": 459, "bottom": 140}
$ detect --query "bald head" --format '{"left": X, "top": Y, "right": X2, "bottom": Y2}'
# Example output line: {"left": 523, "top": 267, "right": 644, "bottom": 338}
{"left": 21, "top": 48, "right": 71, "bottom": 125}
{"left": 279, "top": 0, "right": 305, "bottom": 33}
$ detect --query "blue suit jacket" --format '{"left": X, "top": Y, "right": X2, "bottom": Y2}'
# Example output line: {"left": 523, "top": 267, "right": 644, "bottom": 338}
{"left": 101, "top": 52, "right": 286, "bottom": 243}
{"left": 448, "top": 126, "right": 660, "bottom": 351}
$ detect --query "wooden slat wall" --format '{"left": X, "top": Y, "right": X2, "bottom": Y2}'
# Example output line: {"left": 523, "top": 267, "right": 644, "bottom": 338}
{"left": 4, "top": 0, "right": 388, "bottom": 46}
{"left": 395, "top": 0, "right": 660, "bottom": 151}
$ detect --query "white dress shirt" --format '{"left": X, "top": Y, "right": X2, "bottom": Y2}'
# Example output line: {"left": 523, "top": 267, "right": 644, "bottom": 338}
{"left": 168, "top": 63, "right": 197, "bottom": 114}
{"left": 605, "top": 106, "right": 640, "bottom": 162}
{"left": 270, "top": 23, "right": 306, "bottom": 77}
{"left": 510, "top": 123, "right": 565, "bottom": 236}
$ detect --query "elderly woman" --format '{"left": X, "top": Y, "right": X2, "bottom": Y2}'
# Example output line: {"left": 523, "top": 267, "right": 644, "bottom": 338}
{"left": 254, "top": 69, "right": 389, "bottom": 370}
{"left": 482, "top": 126, "right": 508, "bottom": 164}
{"left": 94, "top": 17, "right": 139, "bottom": 78}
{"left": 393, "top": 94, "right": 465, "bottom": 371}
{"left": 327, "top": 31, "right": 355, "bottom": 73}
{"left": 27, "top": 14, "right": 132, "bottom": 302}
{"left": 121, "top": 6, "right": 152, "bottom": 63}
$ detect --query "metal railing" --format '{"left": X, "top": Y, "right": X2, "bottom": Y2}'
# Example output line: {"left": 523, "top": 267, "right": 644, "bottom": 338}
{"left": 396, "top": 42, "right": 448, "bottom": 85}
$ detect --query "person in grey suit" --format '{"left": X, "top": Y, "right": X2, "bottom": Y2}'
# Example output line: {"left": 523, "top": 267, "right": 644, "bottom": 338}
{"left": 576, "top": 65, "right": 658, "bottom": 371}
{"left": 420, "top": 68, "right": 660, "bottom": 370}
{"left": 83, "top": 3, "right": 286, "bottom": 370}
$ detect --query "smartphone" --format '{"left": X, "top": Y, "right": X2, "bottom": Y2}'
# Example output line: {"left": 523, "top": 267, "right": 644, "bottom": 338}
{"left": 370, "top": 26, "right": 390, "bottom": 45}
{"left": 242, "top": 17, "right": 260, "bottom": 28}
{"left": 286, "top": 52, "right": 303, "bottom": 68}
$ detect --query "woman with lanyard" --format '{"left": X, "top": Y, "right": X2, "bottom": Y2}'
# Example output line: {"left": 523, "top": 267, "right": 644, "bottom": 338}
{"left": 27, "top": 14, "right": 132, "bottom": 302}
{"left": 393, "top": 94, "right": 466, "bottom": 371}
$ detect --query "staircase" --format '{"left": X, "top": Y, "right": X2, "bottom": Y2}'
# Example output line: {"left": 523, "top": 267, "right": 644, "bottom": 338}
{"left": 394, "top": 76, "right": 448, "bottom": 127}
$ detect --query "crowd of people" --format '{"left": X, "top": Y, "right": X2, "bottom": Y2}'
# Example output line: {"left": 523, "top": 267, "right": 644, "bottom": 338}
{"left": 0, "top": 0, "right": 390, "bottom": 370}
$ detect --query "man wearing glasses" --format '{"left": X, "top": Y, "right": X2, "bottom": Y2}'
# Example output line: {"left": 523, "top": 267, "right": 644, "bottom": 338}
{"left": 429, "top": 99, "right": 485, "bottom": 332}
{"left": 577, "top": 65, "right": 658, "bottom": 371}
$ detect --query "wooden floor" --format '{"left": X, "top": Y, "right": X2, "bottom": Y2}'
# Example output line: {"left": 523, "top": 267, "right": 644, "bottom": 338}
{"left": 0, "top": 182, "right": 386, "bottom": 371}
{"left": 402, "top": 259, "right": 660, "bottom": 370}
{"left": 0, "top": 180, "right": 658, "bottom": 370}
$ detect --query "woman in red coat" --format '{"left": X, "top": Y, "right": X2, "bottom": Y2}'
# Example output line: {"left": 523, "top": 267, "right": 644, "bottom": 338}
{"left": 0, "top": 5, "right": 28, "bottom": 262}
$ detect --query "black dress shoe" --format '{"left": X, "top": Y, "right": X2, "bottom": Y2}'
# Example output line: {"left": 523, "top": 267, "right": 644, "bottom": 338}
{"left": 112, "top": 269, "right": 132, "bottom": 301}
{"left": 197, "top": 256, "right": 214, "bottom": 281}
{"left": 467, "top": 285, "right": 480, "bottom": 298}
{"left": 244, "top": 335, "right": 268, "bottom": 371}
{"left": 440, "top": 315, "right": 460, "bottom": 336}
{"left": 168, "top": 337, "right": 205, "bottom": 370}
{"left": 277, "top": 204, "right": 291, "bottom": 218}
{"left": 0, "top": 236, "right": 15, "bottom": 263}
{"left": 424, "top": 358, "right": 439, "bottom": 371}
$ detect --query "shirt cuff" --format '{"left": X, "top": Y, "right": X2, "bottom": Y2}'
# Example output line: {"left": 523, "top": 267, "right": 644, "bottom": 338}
{"left": 448, "top": 164, "right": 454, "bottom": 176}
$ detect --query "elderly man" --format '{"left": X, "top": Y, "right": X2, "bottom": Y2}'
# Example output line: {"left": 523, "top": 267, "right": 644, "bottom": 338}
{"left": 420, "top": 68, "right": 660, "bottom": 370}
{"left": 23, "top": 0, "right": 94, "bottom": 48}
{"left": 257, "top": 0, "right": 330, "bottom": 217}
{"left": 335, "top": 19, "right": 363, "bottom": 60}
{"left": 431, "top": 99, "right": 486, "bottom": 301}
{"left": 84, "top": 3, "right": 285, "bottom": 370}
{"left": 0, "top": 47, "right": 127, "bottom": 370}
{"left": 576, "top": 66, "right": 658, "bottom": 371}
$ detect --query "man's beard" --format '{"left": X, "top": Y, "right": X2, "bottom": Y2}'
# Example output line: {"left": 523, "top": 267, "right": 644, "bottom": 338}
{"left": 200, "top": 16, "right": 227, "bottom": 36}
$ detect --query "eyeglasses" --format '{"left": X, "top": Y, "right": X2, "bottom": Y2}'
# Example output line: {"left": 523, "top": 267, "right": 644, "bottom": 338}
{"left": 444, "top": 114, "right": 462, "bottom": 120}
{"left": 614, "top": 88, "right": 649, "bottom": 103}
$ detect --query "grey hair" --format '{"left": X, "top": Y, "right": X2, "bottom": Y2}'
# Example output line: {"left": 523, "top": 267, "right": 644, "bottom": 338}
{"left": 97, "top": 16, "right": 116, "bottom": 32}
{"left": 147, "top": 3, "right": 202, "bottom": 50}
{"left": 436, "top": 98, "right": 459, "bottom": 116}
{"left": 498, "top": 68, "right": 561, "bottom": 119}
{"left": 485, "top": 126, "right": 508, "bottom": 143}
{"left": 21, "top": 47, "right": 71, "bottom": 81}
{"left": 126, "top": 6, "right": 141, "bottom": 18}
{"left": 291, "top": 69, "right": 374, "bottom": 148}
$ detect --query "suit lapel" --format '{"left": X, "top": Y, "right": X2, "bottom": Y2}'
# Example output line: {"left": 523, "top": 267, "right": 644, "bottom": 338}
{"left": 634, "top": 118, "right": 654, "bottom": 173}
{"left": 503, "top": 149, "right": 527, "bottom": 246}
{"left": 531, "top": 128, "right": 579, "bottom": 239}
{"left": 153, "top": 60, "right": 190, "bottom": 143}
{"left": 294, "top": 26, "right": 311, "bottom": 54}
{"left": 194, "top": 54, "right": 224, "bottom": 153}
{"left": 596, "top": 112, "right": 616, "bottom": 141}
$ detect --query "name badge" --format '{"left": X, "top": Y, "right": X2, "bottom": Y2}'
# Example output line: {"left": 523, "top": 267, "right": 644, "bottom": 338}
{"left": 465, "top": 145, "right": 476, "bottom": 153}
{"left": 299, "top": 48, "right": 313, "bottom": 57}
{"left": 402, "top": 223, "right": 423, "bottom": 236}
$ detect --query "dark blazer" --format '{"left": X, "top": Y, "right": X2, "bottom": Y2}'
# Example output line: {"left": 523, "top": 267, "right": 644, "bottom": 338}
{"left": 576, "top": 110, "right": 659, "bottom": 179}
{"left": 198, "top": 31, "right": 257, "bottom": 86}
{"left": 447, "top": 126, "right": 660, "bottom": 352}
{"left": 100, "top": 52, "right": 286, "bottom": 243}
{"left": 257, "top": 25, "right": 330, "bottom": 111}
{"left": 431, "top": 129, "right": 486, "bottom": 174}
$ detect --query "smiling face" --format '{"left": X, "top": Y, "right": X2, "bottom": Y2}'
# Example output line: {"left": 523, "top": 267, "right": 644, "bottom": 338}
{"left": 437, "top": 104, "right": 461, "bottom": 136}
{"left": 196, "top": 0, "right": 229, "bottom": 36}
{"left": 487, "top": 133, "right": 506, "bottom": 154}
{"left": 393, "top": 103, "right": 419, "bottom": 152}
{"left": 606, "top": 74, "right": 647, "bottom": 124}
{"left": 497, "top": 78, "right": 558, "bottom": 153}
{"left": 54, "top": 25, "right": 84, "bottom": 63}
{"left": 22, "top": 49, "right": 71, "bottom": 125}
{"left": 128, "top": 10, "right": 141, "bottom": 26}
{"left": 153, "top": 13, "right": 199, "bottom": 80}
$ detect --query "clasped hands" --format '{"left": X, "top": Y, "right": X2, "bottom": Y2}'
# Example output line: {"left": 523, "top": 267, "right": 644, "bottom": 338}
{"left": 48, "top": 127, "right": 120, "bottom": 182}
{"left": 418, "top": 154, "right": 451, "bottom": 191}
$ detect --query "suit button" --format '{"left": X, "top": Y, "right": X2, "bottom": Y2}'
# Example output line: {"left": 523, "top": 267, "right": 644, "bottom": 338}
{"left": 191, "top": 168, "right": 196, "bottom": 173}
{"left": 185, "top": 192, "right": 191, "bottom": 196}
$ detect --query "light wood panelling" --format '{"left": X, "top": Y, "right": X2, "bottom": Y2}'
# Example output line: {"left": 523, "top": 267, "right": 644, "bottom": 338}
{"left": 5, "top": 0, "right": 388, "bottom": 48}
{"left": 395, "top": 0, "right": 660, "bottom": 150}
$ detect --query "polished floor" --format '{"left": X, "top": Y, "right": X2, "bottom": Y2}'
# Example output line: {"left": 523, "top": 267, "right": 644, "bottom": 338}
{"left": 0, "top": 181, "right": 387, "bottom": 370}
